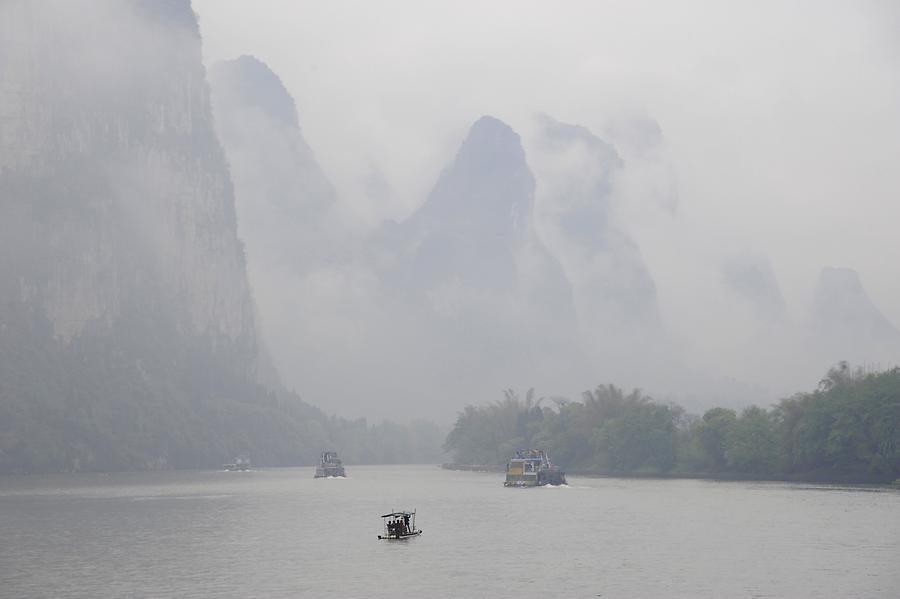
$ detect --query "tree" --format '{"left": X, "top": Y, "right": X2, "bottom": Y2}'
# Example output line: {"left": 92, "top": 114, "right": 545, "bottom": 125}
{"left": 725, "top": 406, "right": 780, "bottom": 474}
{"left": 695, "top": 408, "right": 737, "bottom": 472}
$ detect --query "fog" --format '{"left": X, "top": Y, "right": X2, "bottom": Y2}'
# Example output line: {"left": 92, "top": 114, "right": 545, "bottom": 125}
{"left": 4, "top": 7, "right": 899, "bottom": 597}
{"left": 192, "top": 0, "right": 900, "bottom": 420}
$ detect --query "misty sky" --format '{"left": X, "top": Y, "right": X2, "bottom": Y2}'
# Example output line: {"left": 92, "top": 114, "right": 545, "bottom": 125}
{"left": 192, "top": 0, "right": 900, "bottom": 417}
{"left": 196, "top": 0, "right": 899, "bottom": 322}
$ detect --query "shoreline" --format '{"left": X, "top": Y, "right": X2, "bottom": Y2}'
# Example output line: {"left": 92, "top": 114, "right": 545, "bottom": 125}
{"left": 440, "top": 463, "right": 900, "bottom": 487}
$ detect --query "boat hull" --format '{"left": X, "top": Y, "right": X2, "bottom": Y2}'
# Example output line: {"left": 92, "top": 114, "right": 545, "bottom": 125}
{"left": 503, "top": 471, "right": 567, "bottom": 487}
{"left": 314, "top": 465, "right": 345, "bottom": 478}
{"left": 378, "top": 530, "right": 422, "bottom": 540}
{"left": 223, "top": 463, "right": 250, "bottom": 471}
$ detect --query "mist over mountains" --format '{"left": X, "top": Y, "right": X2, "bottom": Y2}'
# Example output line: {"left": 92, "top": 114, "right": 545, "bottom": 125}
{"left": 531, "top": 114, "right": 664, "bottom": 380}
{"left": 809, "top": 267, "right": 900, "bottom": 370}
{"left": 370, "top": 116, "right": 583, "bottom": 411}
{"left": 0, "top": 1, "right": 440, "bottom": 473}
{"left": 208, "top": 55, "right": 343, "bottom": 390}
{"left": 1, "top": 1, "right": 898, "bottom": 473}
{"left": 208, "top": 47, "right": 900, "bottom": 418}
{"left": 0, "top": 0, "right": 264, "bottom": 471}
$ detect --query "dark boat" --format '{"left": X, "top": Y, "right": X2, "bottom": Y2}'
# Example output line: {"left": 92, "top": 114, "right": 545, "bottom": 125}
{"left": 223, "top": 454, "right": 251, "bottom": 471}
{"left": 378, "top": 510, "right": 422, "bottom": 540}
{"left": 314, "top": 451, "right": 346, "bottom": 478}
{"left": 503, "top": 449, "right": 566, "bottom": 487}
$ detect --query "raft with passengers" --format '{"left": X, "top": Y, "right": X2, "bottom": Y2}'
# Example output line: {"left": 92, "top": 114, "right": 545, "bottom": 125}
{"left": 378, "top": 510, "right": 422, "bottom": 540}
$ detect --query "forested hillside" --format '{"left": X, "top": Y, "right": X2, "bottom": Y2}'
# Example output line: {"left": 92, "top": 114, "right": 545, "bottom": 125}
{"left": 0, "top": 281, "right": 444, "bottom": 473}
{"left": 445, "top": 363, "right": 900, "bottom": 483}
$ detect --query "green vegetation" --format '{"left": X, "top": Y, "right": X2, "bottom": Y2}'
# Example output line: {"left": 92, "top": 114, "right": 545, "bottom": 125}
{"left": 444, "top": 363, "right": 900, "bottom": 483}
{"left": 0, "top": 307, "right": 444, "bottom": 474}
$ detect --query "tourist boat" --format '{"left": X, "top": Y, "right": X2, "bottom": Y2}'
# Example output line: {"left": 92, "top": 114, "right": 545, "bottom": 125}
{"left": 223, "top": 454, "right": 251, "bottom": 471}
{"left": 378, "top": 510, "right": 422, "bottom": 540}
{"left": 314, "top": 451, "right": 346, "bottom": 478}
{"left": 503, "top": 449, "right": 566, "bottom": 487}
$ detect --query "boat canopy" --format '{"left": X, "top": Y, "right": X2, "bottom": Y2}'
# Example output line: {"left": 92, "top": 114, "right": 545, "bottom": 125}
{"left": 381, "top": 510, "right": 415, "bottom": 518}
{"left": 512, "top": 449, "right": 548, "bottom": 459}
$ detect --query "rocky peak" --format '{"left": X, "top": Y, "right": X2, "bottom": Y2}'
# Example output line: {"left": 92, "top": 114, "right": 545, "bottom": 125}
{"left": 722, "top": 254, "right": 787, "bottom": 322}
{"left": 454, "top": 115, "right": 528, "bottom": 175}
{"left": 362, "top": 115, "right": 579, "bottom": 413}
{"left": 813, "top": 268, "right": 898, "bottom": 334}
{"left": 416, "top": 115, "right": 534, "bottom": 236}
{"left": 209, "top": 54, "right": 337, "bottom": 268}
{"left": 810, "top": 266, "right": 900, "bottom": 362}
{"left": 209, "top": 55, "right": 299, "bottom": 128}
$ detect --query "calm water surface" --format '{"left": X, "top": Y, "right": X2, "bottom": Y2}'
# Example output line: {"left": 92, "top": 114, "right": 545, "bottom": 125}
{"left": 1, "top": 465, "right": 898, "bottom": 598}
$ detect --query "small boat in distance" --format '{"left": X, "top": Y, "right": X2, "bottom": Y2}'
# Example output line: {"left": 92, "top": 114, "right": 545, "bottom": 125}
{"left": 378, "top": 510, "right": 422, "bottom": 540}
{"left": 314, "top": 451, "right": 346, "bottom": 478}
{"left": 504, "top": 449, "right": 566, "bottom": 487}
{"left": 223, "top": 454, "right": 251, "bottom": 471}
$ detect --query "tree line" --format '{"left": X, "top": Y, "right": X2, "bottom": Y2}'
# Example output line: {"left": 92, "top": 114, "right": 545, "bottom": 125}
{"left": 0, "top": 305, "right": 445, "bottom": 474}
{"left": 444, "top": 363, "right": 900, "bottom": 483}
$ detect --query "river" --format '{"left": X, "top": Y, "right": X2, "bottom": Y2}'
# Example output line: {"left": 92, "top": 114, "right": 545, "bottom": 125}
{"left": 1, "top": 465, "right": 898, "bottom": 598}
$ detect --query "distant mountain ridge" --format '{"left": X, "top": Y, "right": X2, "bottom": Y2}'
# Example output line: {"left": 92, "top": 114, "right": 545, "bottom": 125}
{"left": 366, "top": 116, "right": 582, "bottom": 410}
{"left": 531, "top": 115, "right": 661, "bottom": 354}
{"left": 809, "top": 267, "right": 900, "bottom": 366}
{"left": 721, "top": 254, "right": 788, "bottom": 322}
{"left": 209, "top": 54, "right": 338, "bottom": 268}
{"left": 212, "top": 55, "right": 300, "bottom": 128}
{"left": 208, "top": 54, "right": 346, "bottom": 397}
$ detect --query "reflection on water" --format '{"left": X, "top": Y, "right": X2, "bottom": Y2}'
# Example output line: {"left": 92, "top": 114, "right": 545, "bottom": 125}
{"left": 1, "top": 466, "right": 898, "bottom": 598}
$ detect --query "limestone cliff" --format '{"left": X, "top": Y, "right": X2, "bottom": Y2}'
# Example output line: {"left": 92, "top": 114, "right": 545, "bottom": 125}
{"left": 208, "top": 56, "right": 343, "bottom": 390}
{"left": 208, "top": 55, "right": 338, "bottom": 272}
{"left": 0, "top": 0, "right": 285, "bottom": 472}
{"left": 0, "top": 0, "right": 255, "bottom": 352}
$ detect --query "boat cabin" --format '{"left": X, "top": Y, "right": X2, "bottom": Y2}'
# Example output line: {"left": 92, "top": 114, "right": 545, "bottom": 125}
{"left": 223, "top": 454, "right": 251, "bottom": 471}
{"left": 504, "top": 449, "right": 566, "bottom": 486}
{"left": 314, "top": 451, "right": 346, "bottom": 478}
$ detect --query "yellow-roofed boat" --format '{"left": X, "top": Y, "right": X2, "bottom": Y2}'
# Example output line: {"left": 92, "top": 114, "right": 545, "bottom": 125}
{"left": 504, "top": 449, "right": 566, "bottom": 487}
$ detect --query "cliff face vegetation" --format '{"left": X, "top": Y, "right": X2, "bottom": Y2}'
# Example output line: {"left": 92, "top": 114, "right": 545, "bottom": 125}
{"left": 0, "top": 1, "right": 441, "bottom": 473}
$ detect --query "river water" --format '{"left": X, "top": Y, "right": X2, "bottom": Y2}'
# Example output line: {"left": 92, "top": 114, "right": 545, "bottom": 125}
{"left": 1, "top": 465, "right": 898, "bottom": 598}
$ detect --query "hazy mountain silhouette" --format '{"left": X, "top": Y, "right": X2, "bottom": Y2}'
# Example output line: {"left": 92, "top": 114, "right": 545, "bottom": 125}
{"left": 0, "top": 0, "right": 395, "bottom": 473}
{"left": 370, "top": 116, "right": 582, "bottom": 411}
{"left": 209, "top": 55, "right": 338, "bottom": 271}
{"left": 530, "top": 114, "right": 663, "bottom": 379}
{"left": 209, "top": 55, "right": 346, "bottom": 389}
{"left": 722, "top": 253, "right": 787, "bottom": 323}
{"left": 809, "top": 267, "right": 900, "bottom": 368}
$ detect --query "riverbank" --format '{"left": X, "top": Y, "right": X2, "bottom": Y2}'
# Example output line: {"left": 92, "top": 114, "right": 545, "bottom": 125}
{"left": 441, "top": 463, "right": 900, "bottom": 486}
